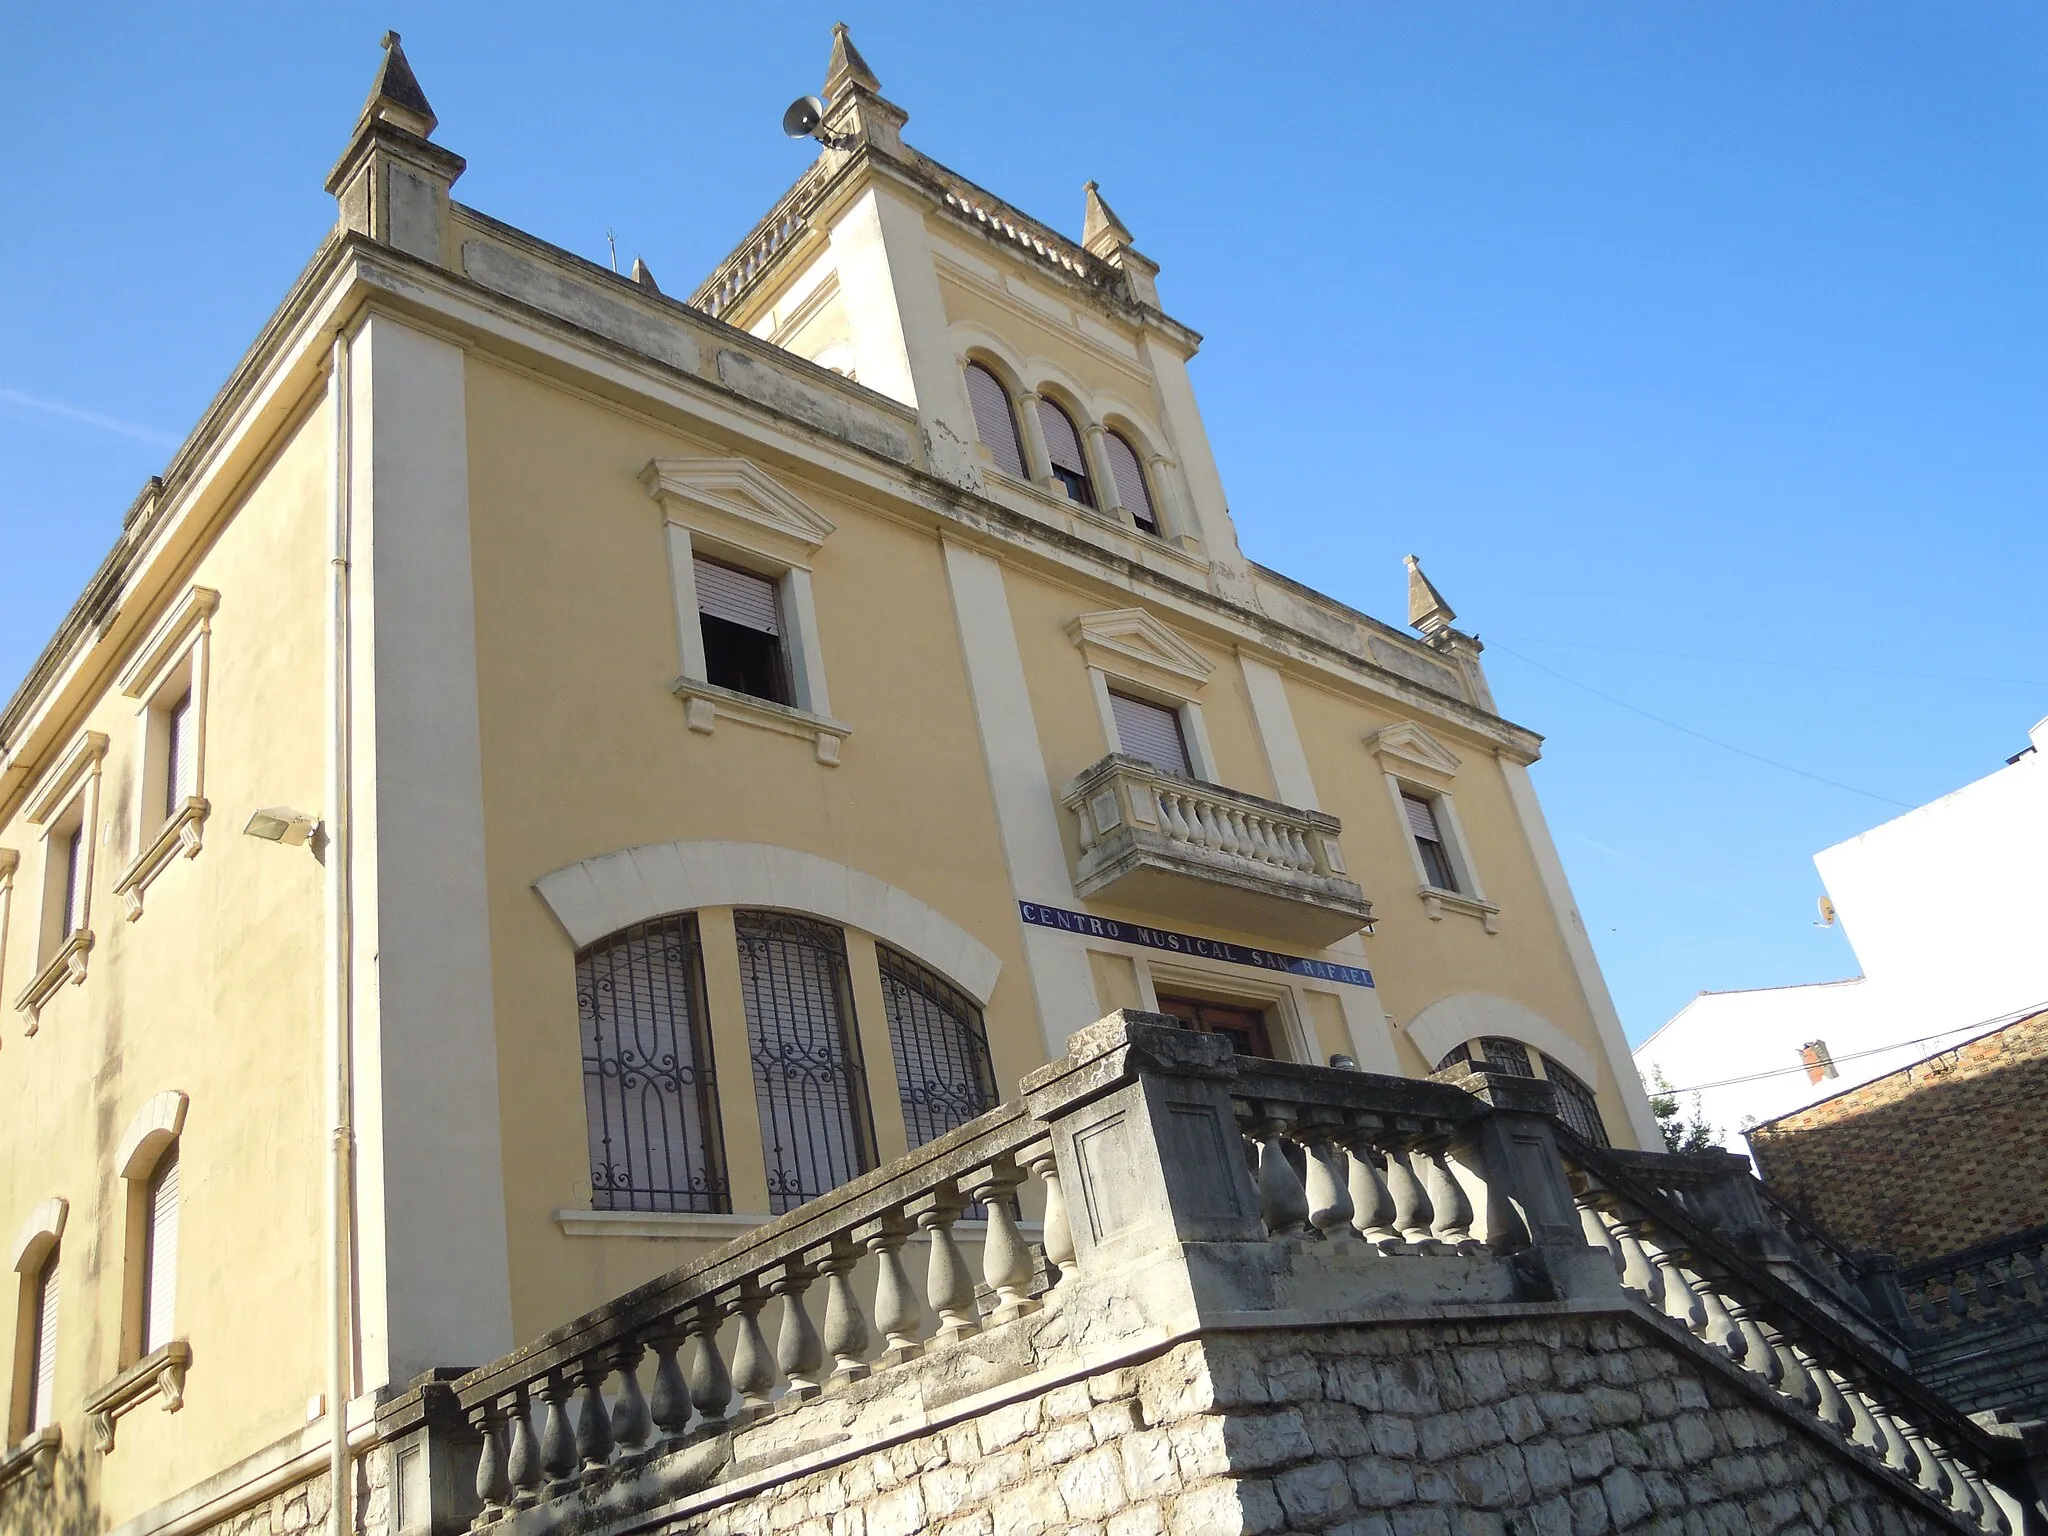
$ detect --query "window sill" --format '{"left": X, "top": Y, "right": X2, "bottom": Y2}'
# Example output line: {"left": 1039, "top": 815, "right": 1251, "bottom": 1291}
{"left": 671, "top": 676, "right": 852, "bottom": 765}
{"left": 113, "top": 796, "right": 209, "bottom": 922}
{"left": 0, "top": 1424, "right": 60, "bottom": 1490}
{"left": 981, "top": 468, "right": 1208, "bottom": 569}
{"left": 1420, "top": 886, "right": 1500, "bottom": 934}
{"left": 556, "top": 1208, "right": 1041, "bottom": 1244}
{"left": 15, "top": 928, "right": 93, "bottom": 1030}
{"left": 85, "top": 1339, "right": 191, "bottom": 1453}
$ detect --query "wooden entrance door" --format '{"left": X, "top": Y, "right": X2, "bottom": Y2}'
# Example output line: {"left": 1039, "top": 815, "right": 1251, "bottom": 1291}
{"left": 1155, "top": 994, "right": 1275, "bottom": 1059}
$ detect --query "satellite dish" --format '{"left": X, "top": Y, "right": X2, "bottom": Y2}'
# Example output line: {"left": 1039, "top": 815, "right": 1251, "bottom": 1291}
{"left": 781, "top": 95, "right": 829, "bottom": 141}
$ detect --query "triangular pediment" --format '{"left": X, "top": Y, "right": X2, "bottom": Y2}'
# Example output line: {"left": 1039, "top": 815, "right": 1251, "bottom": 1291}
{"left": 1065, "top": 608, "right": 1213, "bottom": 688}
{"left": 1367, "top": 721, "right": 1462, "bottom": 779}
{"left": 641, "top": 458, "right": 836, "bottom": 550}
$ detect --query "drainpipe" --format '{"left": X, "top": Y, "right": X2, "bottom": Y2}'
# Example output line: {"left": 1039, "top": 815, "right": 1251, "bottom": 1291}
{"left": 324, "top": 334, "right": 359, "bottom": 1536}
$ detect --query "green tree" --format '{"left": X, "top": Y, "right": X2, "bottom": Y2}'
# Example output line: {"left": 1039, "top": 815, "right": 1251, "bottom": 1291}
{"left": 1644, "top": 1066, "right": 1723, "bottom": 1155}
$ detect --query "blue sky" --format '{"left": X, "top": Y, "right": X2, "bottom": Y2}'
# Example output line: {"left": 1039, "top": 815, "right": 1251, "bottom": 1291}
{"left": 4, "top": 5, "right": 2044, "bottom": 1043}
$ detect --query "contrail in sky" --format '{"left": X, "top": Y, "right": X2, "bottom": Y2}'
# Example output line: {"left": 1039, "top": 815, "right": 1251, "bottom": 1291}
{"left": 0, "top": 387, "right": 177, "bottom": 448}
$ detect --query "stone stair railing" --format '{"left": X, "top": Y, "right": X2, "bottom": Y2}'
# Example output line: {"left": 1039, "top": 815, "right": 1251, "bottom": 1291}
{"left": 1559, "top": 1130, "right": 2012, "bottom": 1532}
{"left": 1899, "top": 1225, "right": 2048, "bottom": 1338}
{"left": 447, "top": 1099, "right": 1066, "bottom": 1527}
{"left": 395, "top": 1013, "right": 2028, "bottom": 1536}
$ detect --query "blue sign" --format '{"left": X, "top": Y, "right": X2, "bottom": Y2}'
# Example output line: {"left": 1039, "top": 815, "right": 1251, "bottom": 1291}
{"left": 1018, "top": 902, "right": 1375, "bottom": 989}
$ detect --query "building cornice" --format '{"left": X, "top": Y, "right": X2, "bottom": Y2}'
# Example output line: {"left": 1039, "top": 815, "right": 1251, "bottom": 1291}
{"left": 1, "top": 216, "right": 1540, "bottom": 824}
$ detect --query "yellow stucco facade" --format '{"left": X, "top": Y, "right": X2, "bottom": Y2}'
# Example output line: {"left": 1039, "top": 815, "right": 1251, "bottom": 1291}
{"left": 0, "top": 28, "right": 1658, "bottom": 1535}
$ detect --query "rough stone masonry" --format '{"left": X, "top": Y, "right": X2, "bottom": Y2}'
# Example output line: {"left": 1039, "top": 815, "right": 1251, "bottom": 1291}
{"left": 675, "top": 1315, "right": 1961, "bottom": 1536}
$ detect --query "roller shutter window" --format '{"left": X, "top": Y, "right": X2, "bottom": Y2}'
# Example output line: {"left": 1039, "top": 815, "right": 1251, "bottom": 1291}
{"left": 964, "top": 363, "right": 1027, "bottom": 480}
{"left": 1402, "top": 791, "right": 1459, "bottom": 892}
{"left": 1035, "top": 398, "right": 1096, "bottom": 508}
{"left": 143, "top": 1147, "right": 180, "bottom": 1355}
{"left": 1104, "top": 432, "right": 1159, "bottom": 535}
{"left": 62, "top": 824, "right": 87, "bottom": 939}
{"left": 1109, "top": 690, "right": 1193, "bottom": 778}
{"left": 29, "top": 1249, "right": 58, "bottom": 1431}
{"left": 695, "top": 559, "right": 780, "bottom": 635}
{"left": 165, "top": 690, "right": 197, "bottom": 820}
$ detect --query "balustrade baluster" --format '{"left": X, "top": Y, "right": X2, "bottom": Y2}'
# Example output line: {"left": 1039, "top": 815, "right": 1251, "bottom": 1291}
{"left": 573, "top": 1355, "right": 614, "bottom": 1473}
{"left": 647, "top": 1324, "right": 693, "bottom": 1440}
{"left": 1764, "top": 1326, "right": 1818, "bottom": 1411}
{"left": 1950, "top": 1274, "right": 1974, "bottom": 1323}
{"left": 1957, "top": 1463, "right": 2001, "bottom": 1530}
{"left": 1576, "top": 1193, "right": 1625, "bottom": 1276}
{"left": 1597, "top": 1209, "right": 1665, "bottom": 1306}
{"left": 1384, "top": 1139, "right": 1438, "bottom": 1251}
{"left": 472, "top": 1401, "right": 510, "bottom": 1518}
{"left": 1800, "top": 1353, "right": 1855, "bottom": 1432}
{"left": 1218, "top": 808, "right": 1245, "bottom": 857}
{"left": 1683, "top": 1268, "right": 1746, "bottom": 1360}
{"left": 772, "top": 1261, "right": 826, "bottom": 1399}
{"left": 1867, "top": 1403, "right": 1916, "bottom": 1475}
{"left": 729, "top": 1283, "right": 777, "bottom": 1414}
{"left": 1837, "top": 1382, "right": 1885, "bottom": 1457}
{"left": 1344, "top": 1132, "right": 1401, "bottom": 1251}
{"left": 1419, "top": 1141, "right": 1477, "bottom": 1251}
{"left": 1296, "top": 1124, "right": 1355, "bottom": 1241}
{"left": 818, "top": 1236, "right": 873, "bottom": 1384}
{"left": 1902, "top": 1422, "right": 1949, "bottom": 1498}
{"left": 973, "top": 1161, "right": 1040, "bottom": 1322}
{"left": 1161, "top": 793, "right": 1192, "bottom": 842}
{"left": 505, "top": 1388, "right": 541, "bottom": 1506}
{"left": 685, "top": 1301, "right": 734, "bottom": 1423}
{"left": 1636, "top": 1227, "right": 1706, "bottom": 1329}
{"left": 867, "top": 1212, "right": 925, "bottom": 1366}
{"left": 1251, "top": 1110, "right": 1311, "bottom": 1236}
{"left": 1195, "top": 802, "right": 1224, "bottom": 850}
{"left": 918, "top": 1192, "right": 983, "bottom": 1343}
{"left": 1024, "top": 1148, "right": 1076, "bottom": 1283}
{"left": 608, "top": 1343, "right": 650, "bottom": 1453}
{"left": 1721, "top": 1297, "right": 1781, "bottom": 1387}
{"left": 538, "top": 1372, "right": 578, "bottom": 1493}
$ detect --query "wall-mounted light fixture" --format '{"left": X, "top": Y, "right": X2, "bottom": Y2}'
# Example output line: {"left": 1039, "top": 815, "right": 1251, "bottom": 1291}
{"left": 243, "top": 807, "right": 319, "bottom": 847}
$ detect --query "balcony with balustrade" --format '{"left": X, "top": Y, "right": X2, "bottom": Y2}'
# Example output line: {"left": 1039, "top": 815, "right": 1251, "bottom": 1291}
{"left": 1058, "top": 753, "right": 1374, "bottom": 947}
{"left": 374, "top": 1011, "right": 2035, "bottom": 1536}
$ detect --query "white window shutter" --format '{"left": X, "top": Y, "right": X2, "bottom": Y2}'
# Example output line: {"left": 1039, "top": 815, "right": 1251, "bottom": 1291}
{"left": 694, "top": 559, "right": 781, "bottom": 635}
{"left": 964, "top": 364, "right": 1026, "bottom": 479}
{"left": 166, "top": 690, "right": 197, "bottom": 814}
{"left": 1110, "top": 692, "right": 1193, "bottom": 777}
{"left": 32, "top": 1255, "right": 59, "bottom": 1430}
{"left": 1402, "top": 793, "right": 1442, "bottom": 843}
{"left": 145, "top": 1151, "right": 180, "bottom": 1354}
{"left": 1105, "top": 433, "right": 1156, "bottom": 526}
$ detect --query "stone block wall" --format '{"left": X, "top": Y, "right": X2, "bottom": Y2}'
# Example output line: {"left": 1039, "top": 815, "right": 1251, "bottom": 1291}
{"left": 676, "top": 1313, "right": 1964, "bottom": 1536}
{"left": 1749, "top": 1010, "right": 2048, "bottom": 1265}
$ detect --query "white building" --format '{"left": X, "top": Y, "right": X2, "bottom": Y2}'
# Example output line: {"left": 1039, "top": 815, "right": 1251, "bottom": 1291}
{"left": 1636, "top": 713, "right": 2048, "bottom": 1149}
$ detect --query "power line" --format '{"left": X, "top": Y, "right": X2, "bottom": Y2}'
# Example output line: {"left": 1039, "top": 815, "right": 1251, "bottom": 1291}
{"left": 1489, "top": 642, "right": 1913, "bottom": 809}
{"left": 1649, "top": 1001, "right": 2048, "bottom": 1097}
{"left": 1506, "top": 634, "right": 2048, "bottom": 689}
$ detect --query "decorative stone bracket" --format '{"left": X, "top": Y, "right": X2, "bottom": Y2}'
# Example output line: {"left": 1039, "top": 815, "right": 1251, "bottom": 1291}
{"left": 114, "top": 797, "right": 210, "bottom": 921}
{"left": 1421, "top": 884, "right": 1500, "bottom": 934}
{"left": 15, "top": 928, "right": 92, "bottom": 1032}
{"left": 670, "top": 677, "right": 851, "bottom": 766}
{"left": 84, "top": 1339, "right": 191, "bottom": 1453}
{"left": 0, "top": 1424, "right": 59, "bottom": 1490}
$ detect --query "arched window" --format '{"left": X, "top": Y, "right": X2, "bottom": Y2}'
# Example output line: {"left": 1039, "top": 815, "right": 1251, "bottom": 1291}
{"left": 140, "top": 1147, "right": 179, "bottom": 1356}
{"left": 1436, "top": 1037, "right": 1534, "bottom": 1079}
{"left": 963, "top": 362, "right": 1027, "bottom": 479}
{"left": 1545, "top": 1060, "right": 1611, "bottom": 1148}
{"left": 1104, "top": 431, "right": 1159, "bottom": 536}
{"left": 736, "top": 912, "right": 878, "bottom": 1214}
{"left": 25, "top": 1246, "right": 59, "bottom": 1433}
{"left": 1034, "top": 398, "right": 1096, "bottom": 507}
{"left": 878, "top": 946, "right": 999, "bottom": 1149}
{"left": 577, "top": 916, "right": 730, "bottom": 1213}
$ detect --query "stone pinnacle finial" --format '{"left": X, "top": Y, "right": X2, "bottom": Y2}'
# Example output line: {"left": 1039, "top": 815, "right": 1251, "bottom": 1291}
{"left": 1405, "top": 554, "right": 1457, "bottom": 636}
{"left": 1082, "top": 181, "right": 1135, "bottom": 258}
{"left": 824, "top": 21, "right": 881, "bottom": 98}
{"left": 359, "top": 29, "right": 438, "bottom": 138}
{"left": 630, "top": 257, "right": 660, "bottom": 293}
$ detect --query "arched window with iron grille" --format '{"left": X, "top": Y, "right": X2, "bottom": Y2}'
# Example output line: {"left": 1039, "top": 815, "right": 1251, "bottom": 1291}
{"left": 736, "top": 911, "right": 879, "bottom": 1214}
{"left": 963, "top": 362, "right": 1027, "bottom": 479}
{"left": 1436, "top": 1037, "right": 1535, "bottom": 1079}
{"left": 877, "top": 946, "right": 999, "bottom": 1149}
{"left": 1035, "top": 397, "right": 1096, "bottom": 507}
{"left": 577, "top": 916, "right": 730, "bottom": 1213}
{"left": 1104, "top": 430, "right": 1160, "bottom": 535}
{"left": 1543, "top": 1058, "right": 1611, "bottom": 1148}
